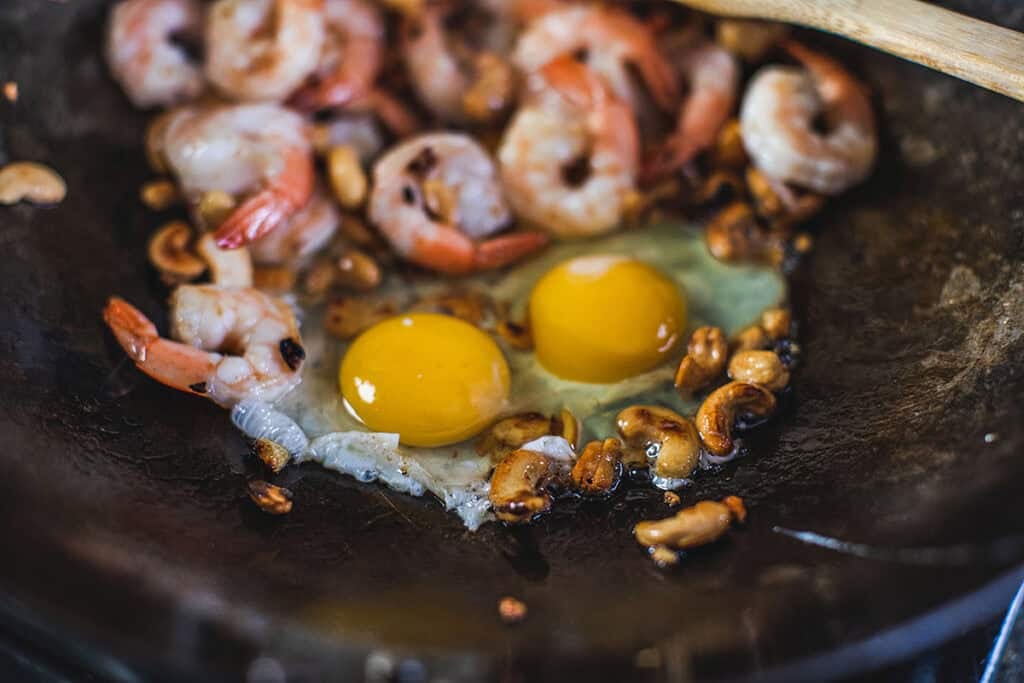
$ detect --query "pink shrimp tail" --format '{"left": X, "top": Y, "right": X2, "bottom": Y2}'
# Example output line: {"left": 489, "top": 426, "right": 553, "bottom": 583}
{"left": 541, "top": 56, "right": 607, "bottom": 110}
{"left": 215, "top": 147, "right": 314, "bottom": 249}
{"left": 103, "top": 296, "right": 217, "bottom": 399}
{"left": 474, "top": 232, "right": 549, "bottom": 271}
{"left": 103, "top": 297, "right": 158, "bottom": 362}
{"left": 215, "top": 190, "right": 296, "bottom": 249}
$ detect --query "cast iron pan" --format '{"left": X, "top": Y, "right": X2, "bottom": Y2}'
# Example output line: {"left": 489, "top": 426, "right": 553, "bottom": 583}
{"left": 1, "top": 1, "right": 1023, "bottom": 680}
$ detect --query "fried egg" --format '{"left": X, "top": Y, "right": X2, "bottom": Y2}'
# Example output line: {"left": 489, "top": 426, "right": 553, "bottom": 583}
{"left": 236, "top": 221, "right": 786, "bottom": 529}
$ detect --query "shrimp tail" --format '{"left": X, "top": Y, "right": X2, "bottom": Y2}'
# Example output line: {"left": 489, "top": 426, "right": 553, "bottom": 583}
{"left": 103, "top": 296, "right": 159, "bottom": 362}
{"left": 103, "top": 297, "right": 217, "bottom": 397}
{"left": 215, "top": 147, "right": 314, "bottom": 249}
{"left": 215, "top": 189, "right": 295, "bottom": 249}
{"left": 473, "top": 232, "right": 549, "bottom": 271}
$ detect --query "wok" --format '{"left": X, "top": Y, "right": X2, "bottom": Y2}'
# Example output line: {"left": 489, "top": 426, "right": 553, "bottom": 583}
{"left": 1, "top": 1, "right": 1023, "bottom": 680}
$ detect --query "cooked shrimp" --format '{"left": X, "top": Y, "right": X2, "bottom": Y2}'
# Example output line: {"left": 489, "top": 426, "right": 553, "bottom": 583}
{"left": 401, "top": 6, "right": 515, "bottom": 123}
{"left": 105, "top": 0, "right": 204, "bottom": 108}
{"left": 512, "top": 5, "right": 679, "bottom": 116}
{"left": 290, "top": 0, "right": 384, "bottom": 110}
{"left": 161, "top": 103, "right": 314, "bottom": 248}
{"left": 250, "top": 185, "right": 340, "bottom": 265}
{"left": 205, "top": 0, "right": 325, "bottom": 102}
{"left": 103, "top": 286, "right": 305, "bottom": 407}
{"left": 368, "top": 132, "right": 547, "bottom": 274}
{"left": 643, "top": 40, "right": 739, "bottom": 181}
{"left": 740, "top": 41, "right": 877, "bottom": 195}
{"left": 498, "top": 56, "right": 639, "bottom": 238}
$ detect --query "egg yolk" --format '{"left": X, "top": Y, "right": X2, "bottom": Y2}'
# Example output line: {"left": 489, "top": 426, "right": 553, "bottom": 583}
{"left": 529, "top": 255, "right": 686, "bottom": 383}
{"left": 339, "top": 313, "right": 511, "bottom": 447}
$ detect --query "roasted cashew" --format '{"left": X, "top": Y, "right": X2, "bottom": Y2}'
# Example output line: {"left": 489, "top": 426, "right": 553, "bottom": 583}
{"left": 476, "top": 412, "right": 561, "bottom": 463}
{"left": 634, "top": 495, "right": 746, "bottom": 551}
{"left": 732, "top": 324, "right": 771, "bottom": 351}
{"left": 571, "top": 438, "right": 624, "bottom": 495}
{"left": 727, "top": 350, "right": 790, "bottom": 391}
{"left": 147, "top": 221, "right": 205, "bottom": 284}
{"left": 760, "top": 307, "right": 792, "bottom": 340}
{"left": 0, "top": 161, "right": 66, "bottom": 205}
{"left": 695, "top": 382, "right": 776, "bottom": 456}
{"left": 674, "top": 326, "right": 728, "bottom": 394}
{"left": 616, "top": 405, "right": 700, "bottom": 480}
{"left": 489, "top": 449, "right": 567, "bottom": 523}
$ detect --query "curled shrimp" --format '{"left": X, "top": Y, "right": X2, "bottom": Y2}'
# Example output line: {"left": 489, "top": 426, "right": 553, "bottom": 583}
{"left": 103, "top": 286, "right": 305, "bottom": 407}
{"left": 249, "top": 185, "right": 340, "bottom": 265}
{"left": 368, "top": 132, "right": 547, "bottom": 275}
{"left": 105, "top": 0, "right": 204, "bottom": 108}
{"left": 740, "top": 41, "right": 877, "bottom": 195}
{"left": 498, "top": 56, "right": 639, "bottom": 238}
{"left": 401, "top": 5, "right": 515, "bottom": 123}
{"left": 644, "top": 39, "right": 739, "bottom": 181}
{"left": 290, "top": 0, "right": 384, "bottom": 110}
{"left": 205, "top": 0, "right": 325, "bottom": 102}
{"left": 160, "top": 103, "right": 314, "bottom": 248}
{"left": 512, "top": 5, "right": 679, "bottom": 116}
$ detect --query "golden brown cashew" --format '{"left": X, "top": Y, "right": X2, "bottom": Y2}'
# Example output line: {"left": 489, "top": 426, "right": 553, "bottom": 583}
{"left": 476, "top": 412, "right": 561, "bottom": 463}
{"left": 634, "top": 495, "right": 746, "bottom": 553}
{"left": 147, "top": 221, "right": 205, "bottom": 284}
{"left": 674, "top": 326, "right": 728, "bottom": 394}
{"left": 489, "top": 449, "right": 567, "bottom": 523}
{"left": 695, "top": 382, "right": 776, "bottom": 456}
{"left": 727, "top": 350, "right": 790, "bottom": 391}
{"left": 616, "top": 405, "right": 701, "bottom": 480}
{"left": 0, "top": 162, "right": 66, "bottom": 205}
{"left": 571, "top": 438, "right": 624, "bottom": 495}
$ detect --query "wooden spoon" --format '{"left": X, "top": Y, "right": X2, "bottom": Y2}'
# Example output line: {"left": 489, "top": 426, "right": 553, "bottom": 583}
{"left": 676, "top": 0, "right": 1024, "bottom": 102}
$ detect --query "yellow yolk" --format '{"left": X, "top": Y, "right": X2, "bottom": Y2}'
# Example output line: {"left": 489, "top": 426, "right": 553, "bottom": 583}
{"left": 339, "top": 313, "right": 511, "bottom": 447}
{"left": 529, "top": 255, "right": 687, "bottom": 383}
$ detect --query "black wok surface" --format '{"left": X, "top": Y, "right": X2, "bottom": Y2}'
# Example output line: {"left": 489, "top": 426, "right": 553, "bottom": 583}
{"left": 1, "top": 1, "right": 1023, "bottom": 680}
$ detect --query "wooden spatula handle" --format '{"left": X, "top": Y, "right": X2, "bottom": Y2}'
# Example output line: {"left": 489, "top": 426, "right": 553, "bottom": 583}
{"left": 682, "top": 0, "right": 1024, "bottom": 102}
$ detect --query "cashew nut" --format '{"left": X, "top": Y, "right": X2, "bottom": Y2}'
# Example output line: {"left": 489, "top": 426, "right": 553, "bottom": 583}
{"left": 716, "top": 18, "right": 790, "bottom": 61}
{"left": 674, "top": 326, "right": 728, "bottom": 394}
{"left": 634, "top": 495, "right": 746, "bottom": 555}
{"left": 0, "top": 162, "right": 66, "bottom": 205}
{"left": 147, "top": 221, "right": 205, "bottom": 284}
{"left": 695, "top": 382, "right": 776, "bottom": 456}
{"left": 139, "top": 179, "right": 179, "bottom": 211}
{"left": 705, "top": 201, "right": 782, "bottom": 265}
{"left": 323, "top": 296, "right": 395, "bottom": 340}
{"left": 327, "top": 145, "right": 368, "bottom": 210}
{"left": 335, "top": 248, "right": 382, "bottom": 291}
{"left": 727, "top": 350, "right": 790, "bottom": 391}
{"left": 616, "top": 405, "right": 700, "bottom": 480}
{"left": 489, "top": 449, "right": 566, "bottom": 523}
{"left": 760, "top": 307, "right": 791, "bottom": 340}
{"left": 476, "top": 412, "right": 558, "bottom": 463}
{"left": 571, "top": 438, "right": 624, "bottom": 495}
{"left": 732, "top": 324, "right": 771, "bottom": 351}
{"left": 197, "top": 233, "right": 253, "bottom": 287}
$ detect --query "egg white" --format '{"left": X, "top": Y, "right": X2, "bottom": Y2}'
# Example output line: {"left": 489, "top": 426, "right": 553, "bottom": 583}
{"left": 243, "top": 221, "right": 786, "bottom": 529}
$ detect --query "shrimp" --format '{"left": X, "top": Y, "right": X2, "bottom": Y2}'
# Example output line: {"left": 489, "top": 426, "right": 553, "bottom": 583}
{"left": 205, "top": 0, "right": 325, "bottom": 102}
{"left": 103, "top": 286, "right": 305, "bottom": 407}
{"left": 160, "top": 103, "right": 314, "bottom": 248}
{"left": 249, "top": 185, "right": 340, "bottom": 265}
{"left": 739, "top": 41, "right": 877, "bottom": 195}
{"left": 290, "top": 0, "right": 384, "bottom": 110}
{"left": 368, "top": 132, "right": 547, "bottom": 275}
{"left": 498, "top": 56, "right": 639, "bottom": 238}
{"left": 105, "top": 0, "right": 204, "bottom": 108}
{"left": 512, "top": 5, "right": 679, "bottom": 116}
{"left": 643, "top": 40, "right": 739, "bottom": 181}
{"left": 401, "top": 5, "right": 518, "bottom": 124}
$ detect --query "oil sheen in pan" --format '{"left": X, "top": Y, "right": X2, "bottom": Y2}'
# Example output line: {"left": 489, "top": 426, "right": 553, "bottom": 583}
{"left": 234, "top": 221, "right": 786, "bottom": 529}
